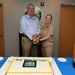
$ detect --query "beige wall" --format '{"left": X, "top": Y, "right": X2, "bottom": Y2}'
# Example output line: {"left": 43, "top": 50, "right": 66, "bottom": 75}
{"left": 0, "top": 0, "right": 75, "bottom": 56}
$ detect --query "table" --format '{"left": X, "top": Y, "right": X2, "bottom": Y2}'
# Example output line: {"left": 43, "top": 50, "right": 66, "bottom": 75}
{"left": 0, "top": 57, "right": 8, "bottom": 68}
{"left": 0, "top": 57, "right": 75, "bottom": 75}
{"left": 54, "top": 57, "right": 75, "bottom": 75}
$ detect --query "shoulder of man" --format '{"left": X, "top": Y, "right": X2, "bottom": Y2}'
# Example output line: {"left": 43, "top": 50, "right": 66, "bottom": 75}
{"left": 21, "top": 15, "right": 28, "bottom": 20}
{"left": 33, "top": 16, "right": 39, "bottom": 21}
{"left": 21, "top": 15, "right": 25, "bottom": 18}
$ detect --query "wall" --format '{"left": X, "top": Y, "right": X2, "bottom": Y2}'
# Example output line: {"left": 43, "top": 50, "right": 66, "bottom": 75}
{"left": 0, "top": 0, "right": 75, "bottom": 56}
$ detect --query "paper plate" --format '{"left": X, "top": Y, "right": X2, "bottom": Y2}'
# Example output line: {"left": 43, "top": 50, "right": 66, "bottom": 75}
{"left": 58, "top": 58, "right": 67, "bottom": 62}
{"left": 0, "top": 57, "right": 4, "bottom": 61}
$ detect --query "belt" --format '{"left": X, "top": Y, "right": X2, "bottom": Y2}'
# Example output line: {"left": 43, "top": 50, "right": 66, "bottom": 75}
{"left": 21, "top": 33, "right": 29, "bottom": 39}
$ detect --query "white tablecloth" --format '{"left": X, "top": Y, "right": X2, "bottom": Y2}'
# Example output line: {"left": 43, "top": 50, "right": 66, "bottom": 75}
{"left": 0, "top": 57, "right": 62, "bottom": 75}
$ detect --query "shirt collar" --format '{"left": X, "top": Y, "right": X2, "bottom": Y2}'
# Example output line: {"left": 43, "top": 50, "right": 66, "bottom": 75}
{"left": 44, "top": 24, "right": 50, "bottom": 28}
{"left": 26, "top": 14, "right": 36, "bottom": 20}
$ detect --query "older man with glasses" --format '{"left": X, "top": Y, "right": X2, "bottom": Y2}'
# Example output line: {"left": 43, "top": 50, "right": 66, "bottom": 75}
{"left": 20, "top": 4, "right": 40, "bottom": 57}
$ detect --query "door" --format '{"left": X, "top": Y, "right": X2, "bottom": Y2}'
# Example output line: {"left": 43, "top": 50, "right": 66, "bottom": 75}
{"left": 58, "top": 5, "right": 75, "bottom": 57}
{"left": 0, "top": 3, "right": 4, "bottom": 56}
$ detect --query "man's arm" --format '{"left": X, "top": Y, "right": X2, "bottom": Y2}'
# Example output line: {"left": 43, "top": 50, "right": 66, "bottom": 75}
{"left": 20, "top": 16, "right": 32, "bottom": 40}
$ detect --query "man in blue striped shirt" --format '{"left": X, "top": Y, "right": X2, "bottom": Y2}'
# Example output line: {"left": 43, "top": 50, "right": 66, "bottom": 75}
{"left": 20, "top": 4, "right": 40, "bottom": 56}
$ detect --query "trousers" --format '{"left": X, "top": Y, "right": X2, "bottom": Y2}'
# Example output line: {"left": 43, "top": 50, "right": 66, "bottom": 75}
{"left": 21, "top": 36, "right": 38, "bottom": 57}
{"left": 41, "top": 44, "right": 53, "bottom": 57}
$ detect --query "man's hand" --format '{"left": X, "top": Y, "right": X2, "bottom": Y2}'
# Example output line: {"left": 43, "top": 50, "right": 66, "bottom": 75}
{"left": 32, "top": 34, "right": 39, "bottom": 40}
{"left": 32, "top": 34, "right": 40, "bottom": 44}
{"left": 33, "top": 38, "right": 39, "bottom": 44}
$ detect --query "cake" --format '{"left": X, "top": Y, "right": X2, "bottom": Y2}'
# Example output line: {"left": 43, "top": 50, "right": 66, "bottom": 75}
{"left": 6, "top": 57, "right": 54, "bottom": 75}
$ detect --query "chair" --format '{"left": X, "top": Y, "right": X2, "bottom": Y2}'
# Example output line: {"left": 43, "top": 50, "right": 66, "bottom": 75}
{"left": 19, "top": 32, "right": 23, "bottom": 56}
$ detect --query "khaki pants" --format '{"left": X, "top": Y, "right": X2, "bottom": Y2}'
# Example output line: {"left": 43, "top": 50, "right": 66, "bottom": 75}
{"left": 30, "top": 44, "right": 38, "bottom": 57}
{"left": 21, "top": 36, "right": 38, "bottom": 57}
{"left": 42, "top": 44, "right": 53, "bottom": 57}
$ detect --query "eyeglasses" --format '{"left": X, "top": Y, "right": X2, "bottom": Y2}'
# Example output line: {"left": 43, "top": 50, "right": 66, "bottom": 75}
{"left": 28, "top": 8, "right": 34, "bottom": 10}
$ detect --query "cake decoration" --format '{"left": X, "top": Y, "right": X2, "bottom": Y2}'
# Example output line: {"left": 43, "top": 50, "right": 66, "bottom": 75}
{"left": 23, "top": 60, "right": 36, "bottom": 67}
{"left": 6, "top": 57, "right": 54, "bottom": 75}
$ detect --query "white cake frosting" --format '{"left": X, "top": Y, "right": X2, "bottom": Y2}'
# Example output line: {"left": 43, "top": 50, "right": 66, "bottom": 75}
{"left": 6, "top": 57, "right": 54, "bottom": 75}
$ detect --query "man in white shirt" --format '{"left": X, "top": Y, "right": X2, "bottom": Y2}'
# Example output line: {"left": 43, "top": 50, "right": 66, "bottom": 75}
{"left": 20, "top": 4, "right": 40, "bottom": 56}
